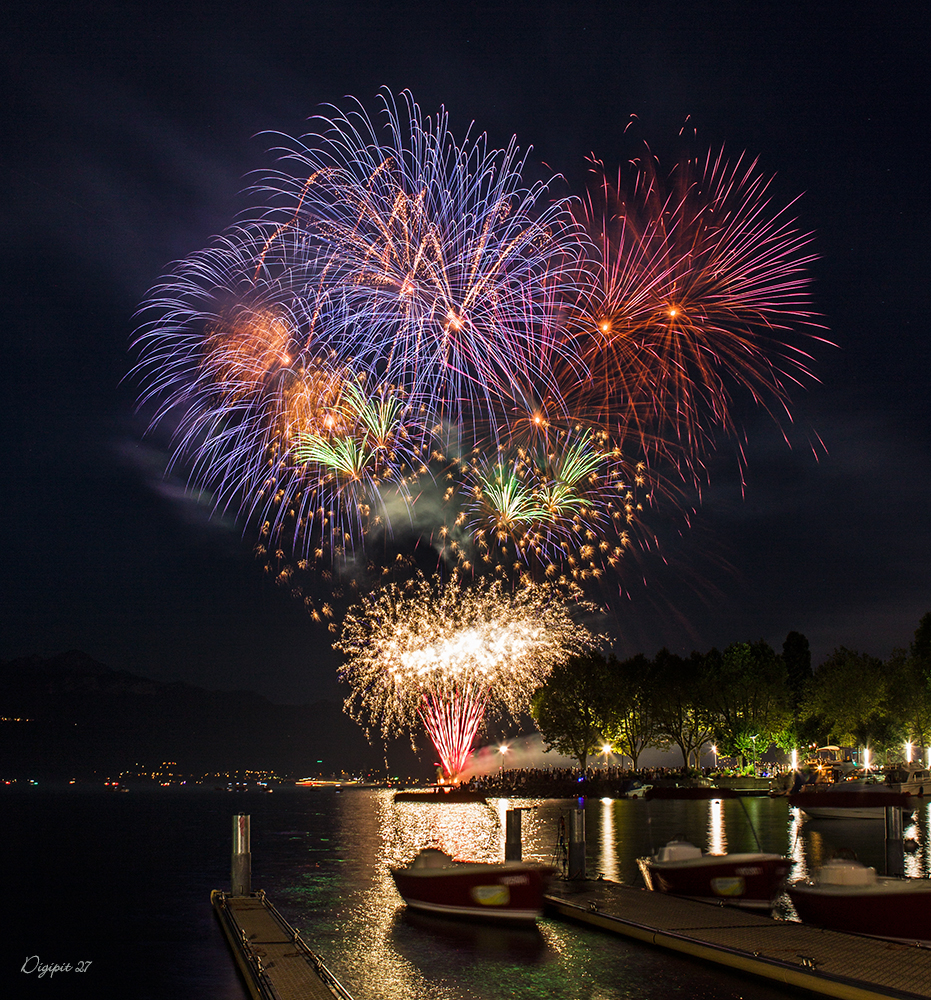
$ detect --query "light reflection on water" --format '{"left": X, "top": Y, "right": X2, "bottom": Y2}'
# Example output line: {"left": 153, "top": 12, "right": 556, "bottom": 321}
{"left": 272, "top": 790, "right": 931, "bottom": 1000}
{"left": 708, "top": 797, "right": 727, "bottom": 855}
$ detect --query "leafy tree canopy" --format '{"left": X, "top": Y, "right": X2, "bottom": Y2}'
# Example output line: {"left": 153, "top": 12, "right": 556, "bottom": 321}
{"left": 531, "top": 649, "right": 613, "bottom": 770}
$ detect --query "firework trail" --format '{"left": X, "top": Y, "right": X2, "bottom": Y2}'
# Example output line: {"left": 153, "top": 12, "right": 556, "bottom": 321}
{"left": 335, "top": 574, "right": 596, "bottom": 779}
{"left": 565, "top": 148, "right": 828, "bottom": 479}
{"left": 132, "top": 90, "right": 825, "bottom": 602}
{"left": 132, "top": 90, "right": 594, "bottom": 588}
{"left": 260, "top": 89, "right": 586, "bottom": 433}
{"left": 131, "top": 91, "right": 828, "bottom": 766}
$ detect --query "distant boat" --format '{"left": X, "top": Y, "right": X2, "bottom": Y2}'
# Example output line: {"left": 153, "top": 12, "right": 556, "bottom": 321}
{"left": 394, "top": 785, "right": 487, "bottom": 803}
{"left": 392, "top": 849, "right": 554, "bottom": 923}
{"left": 645, "top": 785, "right": 737, "bottom": 800}
{"left": 637, "top": 840, "right": 791, "bottom": 909}
{"left": 788, "top": 858, "right": 931, "bottom": 944}
{"left": 295, "top": 778, "right": 359, "bottom": 787}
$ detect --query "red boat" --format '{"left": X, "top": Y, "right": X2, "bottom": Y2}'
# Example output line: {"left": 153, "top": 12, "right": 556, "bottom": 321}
{"left": 391, "top": 849, "right": 554, "bottom": 923}
{"left": 637, "top": 840, "right": 792, "bottom": 908}
{"left": 788, "top": 859, "right": 931, "bottom": 944}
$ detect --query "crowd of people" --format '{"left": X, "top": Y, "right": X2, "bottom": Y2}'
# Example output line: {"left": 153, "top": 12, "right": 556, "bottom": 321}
{"left": 461, "top": 765, "right": 701, "bottom": 798}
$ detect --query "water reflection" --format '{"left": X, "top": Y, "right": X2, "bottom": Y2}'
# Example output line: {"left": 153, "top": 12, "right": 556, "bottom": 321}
{"left": 707, "top": 798, "right": 726, "bottom": 855}
{"left": 279, "top": 789, "right": 930, "bottom": 1000}
{"left": 394, "top": 908, "right": 548, "bottom": 961}
{"left": 787, "top": 806, "right": 809, "bottom": 880}
{"left": 600, "top": 799, "right": 619, "bottom": 880}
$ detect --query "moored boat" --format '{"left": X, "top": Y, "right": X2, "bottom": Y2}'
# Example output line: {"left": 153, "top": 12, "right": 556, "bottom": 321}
{"left": 644, "top": 785, "right": 737, "bottom": 800}
{"left": 393, "top": 785, "right": 487, "bottom": 803}
{"left": 884, "top": 763, "right": 931, "bottom": 796}
{"left": 788, "top": 858, "right": 931, "bottom": 944}
{"left": 788, "top": 785, "right": 912, "bottom": 820}
{"left": 637, "top": 840, "right": 791, "bottom": 908}
{"left": 391, "top": 849, "right": 554, "bottom": 923}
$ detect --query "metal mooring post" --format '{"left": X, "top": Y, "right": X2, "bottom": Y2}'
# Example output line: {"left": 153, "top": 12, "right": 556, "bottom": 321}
{"left": 505, "top": 808, "right": 523, "bottom": 862}
{"left": 885, "top": 804, "right": 904, "bottom": 877}
{"left": 232, "top": 813, "right": 252, "bottom": 895}
{"left": 568, "top": 806, "right": 586, "bottom": 879}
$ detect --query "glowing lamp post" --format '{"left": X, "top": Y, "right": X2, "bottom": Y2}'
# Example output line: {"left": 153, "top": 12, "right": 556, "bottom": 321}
{"left": 712, "top": 745, "right": 718, "bottom": 771}
{"left": 750, "top": 735, "right": 758, "bottom": 777}
{"left": 601, "top": 744, "right": 612, "bottom": 768}
{"left": 498, "top": 744, "right": 510, "bottom": 772}
{"left": 905, "top": 742, "right": 913, "bottom": 764}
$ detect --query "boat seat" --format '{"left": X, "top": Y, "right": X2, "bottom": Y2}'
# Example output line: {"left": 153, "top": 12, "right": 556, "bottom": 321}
{"left": 819, "top": 860, "right": 877, "bottom": 886}
{"left": 410, "top": 849, "right": 454, "bottom": 869}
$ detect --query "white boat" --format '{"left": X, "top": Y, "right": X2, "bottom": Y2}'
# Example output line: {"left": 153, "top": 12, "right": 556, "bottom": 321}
{"left": 788, "top": 781, "right": 912, "bottom": 820}
{"left": 884, "top": 763, "right": 931, "bottom": 795}
{"left": 788, "top": 858, "right": 931, "bottom": 944}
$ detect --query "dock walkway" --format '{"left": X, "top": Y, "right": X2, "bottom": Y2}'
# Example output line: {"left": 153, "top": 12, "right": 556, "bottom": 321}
{"left": 545, "top": 880, "right": 931, "bottom": 1000}
{"left": 211, "top": 890, "right": 352, "bottom": 1000}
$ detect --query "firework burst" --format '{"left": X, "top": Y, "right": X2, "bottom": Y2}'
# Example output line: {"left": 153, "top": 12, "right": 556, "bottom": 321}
{"left": 335, "top": 574, "right": 596, "bottom": 779}
{"left": 132, "top": 90, "right": 826, "bottom": 609}
{"left": 566, "top": 148, "right": 828, "bottom": 478}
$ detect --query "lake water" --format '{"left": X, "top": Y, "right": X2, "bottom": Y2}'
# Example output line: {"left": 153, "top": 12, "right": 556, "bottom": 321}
{"left": 5, "top": 786, "right": 929, "bottom": 998}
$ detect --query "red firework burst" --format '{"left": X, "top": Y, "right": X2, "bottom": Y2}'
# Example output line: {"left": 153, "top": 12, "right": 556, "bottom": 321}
{"left": 564, "top": 147, "right": 830, "bottom": 479}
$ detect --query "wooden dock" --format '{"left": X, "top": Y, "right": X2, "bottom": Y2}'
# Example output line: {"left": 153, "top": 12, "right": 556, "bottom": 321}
{"left": 211, "top": 890, "right": 352, "bottom": 1000}
{"left": 545, "top": 880, "right": 931, "bottom": 1000}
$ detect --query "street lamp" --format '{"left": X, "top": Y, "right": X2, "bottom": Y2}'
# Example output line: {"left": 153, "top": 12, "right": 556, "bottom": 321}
{"left": 712, "top": 745, "right": 718, "bottom": 771}
{"left": 905, "top": 741, "right": 913, "bottom": 764}
{"left": 498, "top": 744, "right": 509, "bottom": 772}
{"left": 601, "top": 743, "right": 612, "bottom": 768}
{"left": 750, "top": 735, "right": 758, "bottom": 777}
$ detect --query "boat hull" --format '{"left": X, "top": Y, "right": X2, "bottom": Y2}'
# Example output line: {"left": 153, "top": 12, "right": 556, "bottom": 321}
{"left": 645, "top": 786, "right": 737, "bottom": 800}
{"left": 789, "top": 788, "right": 912, "bottom": 820}
{"left": 393, "top": 787, "right": 487, "bottom": 803}
{"left": 788, "top": 879, "right": 931, "bottom": 944}
{"left": 638, "top": 853, "right": 791, "bottom": 908}
{"left": 392, "top": 861, "right": 554, "bottom": 923}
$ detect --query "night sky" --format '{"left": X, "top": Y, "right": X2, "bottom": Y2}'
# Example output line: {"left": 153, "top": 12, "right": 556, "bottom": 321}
{"left": 2, "top": 2, "right": 928, "bottom": 706}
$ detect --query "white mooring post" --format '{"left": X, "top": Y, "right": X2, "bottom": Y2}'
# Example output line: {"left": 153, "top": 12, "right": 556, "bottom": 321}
{"left": 505, "top": 808, "right": 523, "bottom": 862}
{"left": 568, "top": 806, "right": 586, "bottom": 879}
{"left": 232, "top": 813, "right": 252, "bottom": 895}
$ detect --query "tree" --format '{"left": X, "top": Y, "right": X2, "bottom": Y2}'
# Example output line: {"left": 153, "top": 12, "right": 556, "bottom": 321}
{"left": 884, "top": 649, "right": 931, "bottom": 751}
{"left": 601, "top": 654, "right": 663, "bottom": 770}
{"left": 783, "top": 631, "right": 812, "bottom": 713}
{"left": 531, "top": 650, "right": 612, "bottom": 769}
{"left": 801, "top": 647, "right": 900, "bottom": 756}
{"left": 883, "top": 614, "right": 931, "bottom": 751}
{"left": 706, "top": 641, "right": 791, "bottom": 769}
{"left": 652, "top": 649, "right": 715, "bottom": 769}
{"left": 913, "top": 612, "right": 931, "bottom": 665}
{"left": 780, "top": 631, "right": 816, "bottom": 752}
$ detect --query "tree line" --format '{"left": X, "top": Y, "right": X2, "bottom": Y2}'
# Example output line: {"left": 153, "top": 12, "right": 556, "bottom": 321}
{"left": 530, "top": 613, "right": 931, "bottom": 771}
